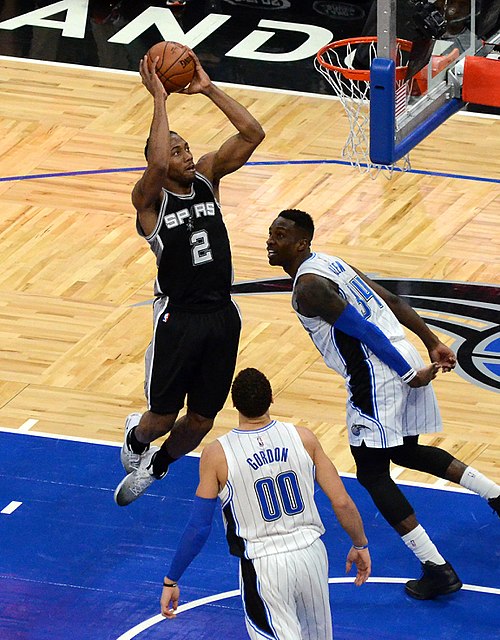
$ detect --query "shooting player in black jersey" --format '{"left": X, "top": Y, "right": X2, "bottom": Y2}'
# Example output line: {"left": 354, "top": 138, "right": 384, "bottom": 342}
{"left": 114, "top": 49, "right": 265, "bottom": 507}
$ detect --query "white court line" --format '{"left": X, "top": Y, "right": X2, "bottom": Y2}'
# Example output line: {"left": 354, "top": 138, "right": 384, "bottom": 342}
{"left": 0, "top": 426, "right": 477, "bottom": 492}
{"left": 0, "top": 426, "right": 121, "bottom": 447}
{"left": 114, "top": 578, "right": 500, "bottom": 640}
{"left": 433, "top": 478, "right": 451, "bottom": 488}
{"left": 391, "top": 468, "right": 455, "bottom": 490}
{"left": 1, "top": 501, "right": 22, "bottom": 515}
{"left": 2, "top": 54, "right": 500, "bottom": 120}
{"left": 0, "top": 425, "right": 201, "bottom": 457}
{"left": 18, "top": 419, "right": 38, "bottom": 433}
{"left": 0, "top": 54, "right": 339, "bottom": 102}
{"left": 2, "top": 53, "right": 499, "bottom": 121}
{"left": 115, "top": 589, "right": 240, "bottom": 640}
{"left": 391, "top": 466, "right": 405, "bottom": 479}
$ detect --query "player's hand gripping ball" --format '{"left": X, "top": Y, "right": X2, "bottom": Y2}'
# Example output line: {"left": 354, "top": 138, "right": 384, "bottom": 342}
{"left": 146, "top": 41, "right": 195, "bottom": 93}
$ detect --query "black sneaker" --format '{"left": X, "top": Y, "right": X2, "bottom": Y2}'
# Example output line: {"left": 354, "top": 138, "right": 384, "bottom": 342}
{"left": 405, "top": 561, "right": 462, "bottom": 600}
{"left": 488, "top": 495, "right": 500, "bottom": 517}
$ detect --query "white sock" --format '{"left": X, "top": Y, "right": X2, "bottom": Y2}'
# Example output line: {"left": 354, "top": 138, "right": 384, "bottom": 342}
{"left": 401, "top": 525, "right": 446, "bottom": 565}
{"left": 460, "top": 466, "right": 500, "bottom": 499}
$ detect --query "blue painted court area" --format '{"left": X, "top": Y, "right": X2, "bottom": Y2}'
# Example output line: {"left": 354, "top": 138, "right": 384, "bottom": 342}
{"left": 0, "top": 432, "right": 498, "bottom": 640}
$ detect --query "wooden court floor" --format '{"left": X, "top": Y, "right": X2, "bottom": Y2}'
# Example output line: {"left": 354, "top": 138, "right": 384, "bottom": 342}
{"left": 0, "top": 57, "right": 498, "bottom": 485}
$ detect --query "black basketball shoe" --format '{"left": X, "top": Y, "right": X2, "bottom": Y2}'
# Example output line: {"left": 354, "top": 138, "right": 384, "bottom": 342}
{"left": 488, "top": 495, "right": 500, "bottom": 517}
{"left": 405, "top": 561, "right": 462, "bottom": 600}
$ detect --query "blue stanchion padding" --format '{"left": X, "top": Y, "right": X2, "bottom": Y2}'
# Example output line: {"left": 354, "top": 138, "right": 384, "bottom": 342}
{"left": 370, "top": 58, "right": 396, "bottom": 166}
{"left": 370, "top": 58, "right": 465, "bottom": 164}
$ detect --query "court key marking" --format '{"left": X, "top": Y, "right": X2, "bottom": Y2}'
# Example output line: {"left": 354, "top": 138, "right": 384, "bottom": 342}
{"left": 1, "top": 501, "right": 23, "bottom": 515}
{"left": 115, "top": 578, "right": 500, "bottom": 640}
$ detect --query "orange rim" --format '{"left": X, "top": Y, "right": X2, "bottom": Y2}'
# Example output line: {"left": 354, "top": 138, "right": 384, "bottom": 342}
{"left": 316, "top": 37, "right": 413, "bottom": 82}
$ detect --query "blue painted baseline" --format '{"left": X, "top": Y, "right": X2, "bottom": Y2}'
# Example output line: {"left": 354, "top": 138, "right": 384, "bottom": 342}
{"left": 0, "top": 431, "right": 498, "bottom": 640}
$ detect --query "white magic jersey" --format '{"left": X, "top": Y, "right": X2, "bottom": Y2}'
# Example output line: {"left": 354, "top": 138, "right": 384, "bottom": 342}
{"left": 294, "top": 252, "right": 441, "bottom": 448}
{"left": 217, "top": 420, "right": 325, "bottom": 559}
{"left": 294, "top": 252, "right": 406, "bottom": 377}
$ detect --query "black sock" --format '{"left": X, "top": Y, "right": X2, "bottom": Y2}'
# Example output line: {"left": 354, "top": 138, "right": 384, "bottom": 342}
{"left": 127, "top": 427, "right": 148, "bottom": 455}
{"left": 152, "top": 445, "right": 178, "bottom": 478}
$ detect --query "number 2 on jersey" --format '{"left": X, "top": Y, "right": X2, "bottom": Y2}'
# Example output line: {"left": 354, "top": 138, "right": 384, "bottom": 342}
{"left": 190, "top": 229, "right": 213, "bottom": 265}
{"left": 255, "top": 471, "right": 305, "bottom": 522}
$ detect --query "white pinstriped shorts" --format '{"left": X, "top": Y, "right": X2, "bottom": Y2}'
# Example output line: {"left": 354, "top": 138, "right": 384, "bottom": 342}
{"left": 240, "top": 537, "right": 333, "bottom": 640}
{"left": 347, "top": 339, "right": 442, "bottom": 448}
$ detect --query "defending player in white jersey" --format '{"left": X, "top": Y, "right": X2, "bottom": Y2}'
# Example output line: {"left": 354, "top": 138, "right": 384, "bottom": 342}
{"left": 267, "top": 208, "right": 500, "bottom": 601}
{"left": 160, "top": 368, "right": 371, "bottom": 639}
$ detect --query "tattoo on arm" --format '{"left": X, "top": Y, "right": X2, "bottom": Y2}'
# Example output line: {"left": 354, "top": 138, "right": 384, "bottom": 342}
{"left": 295, "top": 275, "right": 346, "bottom": 323}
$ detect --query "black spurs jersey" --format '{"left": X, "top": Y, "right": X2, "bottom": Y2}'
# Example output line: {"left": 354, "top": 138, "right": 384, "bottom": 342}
{"left": 137, "top": 172, "right": 233, "bottom": 311}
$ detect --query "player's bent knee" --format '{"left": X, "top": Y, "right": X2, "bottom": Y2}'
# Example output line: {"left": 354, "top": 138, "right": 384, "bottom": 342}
{"left": 391, "top": 444, "right": 454, "bottom": 477}
{"left": 186, "top": 410, "right": 214, "bottom": 435}
{"left": 356, "top": 468, "right": 389, "bottom": 488}
{"left": 355, "top": 471, "right": 415, "bottom": 526}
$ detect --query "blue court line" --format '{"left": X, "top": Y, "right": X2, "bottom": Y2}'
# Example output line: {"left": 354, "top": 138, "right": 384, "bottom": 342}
{"left": 0, "top": 166, "right": 145, "bottom": 182}
{"left": 1, "top": 161, "right": 499, "bottom": 184}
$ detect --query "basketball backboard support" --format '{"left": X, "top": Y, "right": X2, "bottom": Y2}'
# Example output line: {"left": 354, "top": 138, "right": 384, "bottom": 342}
{"left": 370, "top": 0, "right": 499, "bottom": 165}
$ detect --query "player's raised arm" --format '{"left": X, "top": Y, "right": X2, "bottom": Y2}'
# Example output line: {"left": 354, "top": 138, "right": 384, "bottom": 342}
{"left": 132, "top": 55, "right": 170, "bottom": 236}
{"left": 182, "top": 51, "right": 265, "bottom": 186}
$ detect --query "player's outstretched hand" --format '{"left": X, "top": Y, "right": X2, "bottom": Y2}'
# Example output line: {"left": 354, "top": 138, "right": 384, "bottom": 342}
{"left": 408, "top": 362, "right": 440, "bottom": 388}
{"left": 180, "top": 50, "right": 212, "bottom": 95}
{"left": 346, "top": 547, "right": 371, "bottom": 586}
{"left": 428, "top": 342, "right": 456, "bottom": 373}
{"left": 160, "top": 582, "right": 180, "bottom": 619}
{"left": 139, "top": 55, "right": 168, "bottom": 99}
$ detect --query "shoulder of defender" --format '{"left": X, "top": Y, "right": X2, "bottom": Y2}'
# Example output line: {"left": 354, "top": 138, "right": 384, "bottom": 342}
{"left": 294, "top": 425, "right": 320, "bottom": 458}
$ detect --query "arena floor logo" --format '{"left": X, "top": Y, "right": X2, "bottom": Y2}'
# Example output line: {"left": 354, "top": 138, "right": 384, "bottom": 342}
{"left": 231, "top": 277, "right": 500, "bottom": 392}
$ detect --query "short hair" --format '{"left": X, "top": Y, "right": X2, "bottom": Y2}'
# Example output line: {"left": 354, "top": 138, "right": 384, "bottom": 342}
{"left": 231, "top": 368, "right": 272, "bottom": 419}
{"left": 278, "top": 209, "right": 315, "bottom": 240}
{"left": 144, "top": 131, "right": 180, "bottom": 160}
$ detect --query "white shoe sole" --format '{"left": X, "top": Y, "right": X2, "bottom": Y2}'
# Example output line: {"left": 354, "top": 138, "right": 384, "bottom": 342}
{"left": 114, "top": 446, "right": 160, "bottom": 506}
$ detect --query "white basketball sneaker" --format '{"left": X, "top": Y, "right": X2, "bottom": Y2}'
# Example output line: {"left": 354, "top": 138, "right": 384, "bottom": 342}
{"left": 120, "top": 412, "right": 149, "bottom": 473}
{"left": 114, "top": 447, "right": 162, "bottom": 507}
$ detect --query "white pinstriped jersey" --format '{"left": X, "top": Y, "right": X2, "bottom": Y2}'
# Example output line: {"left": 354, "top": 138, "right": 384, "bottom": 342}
{"left": 294, "top": 252, "right": 406, "bottom": 377}
{"left": 293, "top": 253, "right": 441, "bottom": 448}
{"left": 217, "top": 420, "right": 325, "bottom": 560}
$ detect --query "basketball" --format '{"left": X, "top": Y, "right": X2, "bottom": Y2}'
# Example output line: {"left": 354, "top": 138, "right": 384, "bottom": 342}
{"left": 146, "top": 41, "right": 195, "bottom": 93}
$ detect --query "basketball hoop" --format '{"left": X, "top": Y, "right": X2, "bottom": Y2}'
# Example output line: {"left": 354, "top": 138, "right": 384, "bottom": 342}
{"left": 315, "top": 37, "right": 413, "bottom": 178}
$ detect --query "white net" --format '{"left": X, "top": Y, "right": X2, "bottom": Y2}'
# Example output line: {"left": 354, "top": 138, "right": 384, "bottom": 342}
{"left": 315, "top": 39, "right": 412, "bottom": 178}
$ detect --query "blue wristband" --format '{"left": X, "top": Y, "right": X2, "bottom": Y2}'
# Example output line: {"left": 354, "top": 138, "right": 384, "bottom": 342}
{"left": 334, "top": 304, "right": 416, "bottom": 381}
{"left": 167, "top": 496, "right": 217, "bottom": 582}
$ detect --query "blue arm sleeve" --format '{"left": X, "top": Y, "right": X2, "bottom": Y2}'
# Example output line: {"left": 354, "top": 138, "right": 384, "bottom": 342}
{"left": 167, "top": 496, "right": 217, "bottom": 582}
{"left": 335, "top": 304, "right": 416, "bottom": 382}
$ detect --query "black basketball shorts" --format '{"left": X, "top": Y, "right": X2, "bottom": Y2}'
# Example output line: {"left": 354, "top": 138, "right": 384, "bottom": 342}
{"left": 144, "top": 298, "right": 241, "bottom": 418}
